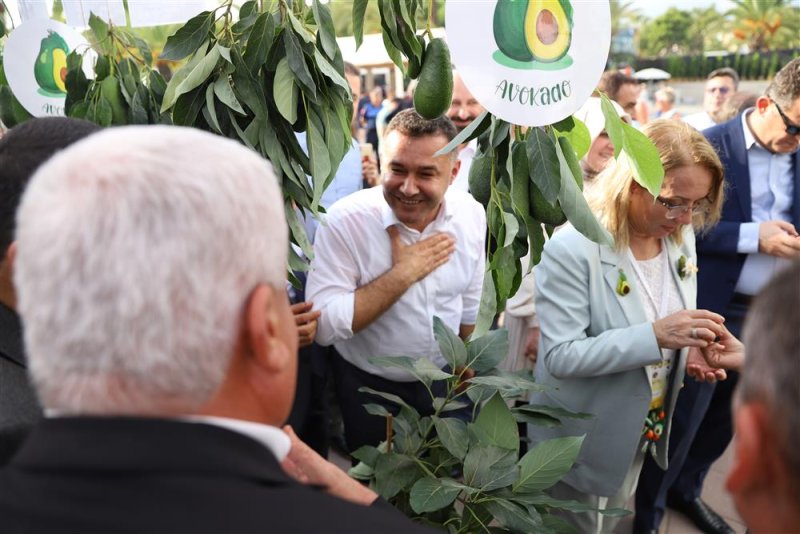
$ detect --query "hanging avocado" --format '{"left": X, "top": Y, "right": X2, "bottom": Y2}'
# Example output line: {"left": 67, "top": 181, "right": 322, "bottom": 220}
{"left": 493, "top": 0, "right": 533, "bottom": 62}
{"left": 34, "top": 31, "right": 70, "bottom": 95}
{"left": 524, "top": 0, "right": 573, "bottom": 63}
{"left": 413, "top": 38, "right": 452, "bottom": 119}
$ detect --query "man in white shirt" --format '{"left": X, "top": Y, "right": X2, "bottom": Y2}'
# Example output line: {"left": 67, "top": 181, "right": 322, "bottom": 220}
{"left": 448, "top": 71, "right": 485, "bottom": 192}
{"left": 306, "top": 110, "right": 486, "bottom": 453}
{"left": 636, "top": 58, "right": 800, "bottom": 534}
{"left": 0, "top": 125, "right": 428, "bottom": 533}
{"left": 683, "top": 68, "right": 740, "bottom": 132}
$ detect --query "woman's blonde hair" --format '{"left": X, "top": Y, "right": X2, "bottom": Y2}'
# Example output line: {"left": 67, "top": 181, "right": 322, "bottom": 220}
{"left": 587, "top": 119, "right": 724, "bottom": 249}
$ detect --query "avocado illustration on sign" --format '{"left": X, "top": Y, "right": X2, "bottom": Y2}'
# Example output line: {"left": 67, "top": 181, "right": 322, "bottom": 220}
{"left": 34, "top": 30, "right": 70, "bottom": 97}
{"left": 493, "top": 0, "right": 573, "bottom": 70}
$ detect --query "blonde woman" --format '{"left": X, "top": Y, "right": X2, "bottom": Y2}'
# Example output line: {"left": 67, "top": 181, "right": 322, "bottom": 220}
{"left": 528, "top": 120, "right": 727, "bottom": 533}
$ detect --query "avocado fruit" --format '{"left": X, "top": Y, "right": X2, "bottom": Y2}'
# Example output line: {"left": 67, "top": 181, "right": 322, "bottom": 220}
{"left": 413, "top": 38, "right": 452, "bottom": 119}
{"left": 34, "top": 31, "right": 70, "bottom": 95}
{"left": 493, "top": 0, "right": 573, "bottom": 64}
{"left": 529, "top": 181, "right": 566, "bottom": 226}
{"left": 468, "top": 152, "right": 493, "bottom": 206}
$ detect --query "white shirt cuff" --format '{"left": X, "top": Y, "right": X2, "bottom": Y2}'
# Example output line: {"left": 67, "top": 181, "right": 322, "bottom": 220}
{"left": 315, "top": 293, "right": 355, "bottom": 346}
{"left": 737, "top": 222, "right": 760, "bottom": 254}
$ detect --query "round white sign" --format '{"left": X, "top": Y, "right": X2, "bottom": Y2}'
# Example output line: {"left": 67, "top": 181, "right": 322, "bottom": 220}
{"left": 445, "top": 0, "right": 611, "bottom": 126}
{"left": 3, "top": 18, "right": 94, "bottom": 117}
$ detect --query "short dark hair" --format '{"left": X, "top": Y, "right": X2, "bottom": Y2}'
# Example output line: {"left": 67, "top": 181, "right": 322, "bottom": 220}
{"left": 383, "top": 109, "right": 457, "bottom": 143}
{"left": 597, "top": 71, "right": 638, "bottom": 102}
{"left": 707, "top": 67, "right": 740, "bottom": 89}
{"left": 0, "top": 117, "right": 101, "bottom": 252}
{"left": 766, "top": 57, "right": 800, "bottom": 108}
{"left": 343, "top": 61, "right": 359, "bottom": 78}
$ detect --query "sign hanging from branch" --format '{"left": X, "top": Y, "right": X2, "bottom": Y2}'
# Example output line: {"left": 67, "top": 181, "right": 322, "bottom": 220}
{"left": 445, "top": 0, "right": 611, "bottom": 126}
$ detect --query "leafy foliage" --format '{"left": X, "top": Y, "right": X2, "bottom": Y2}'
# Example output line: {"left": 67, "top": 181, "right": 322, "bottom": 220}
{"left": 350, "top": 319, "right": 625, "bottom": 533}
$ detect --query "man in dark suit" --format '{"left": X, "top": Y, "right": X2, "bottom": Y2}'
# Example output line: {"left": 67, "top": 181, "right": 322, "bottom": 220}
{"left": 0, "top": 125, "right": 428, "bottom": 533}
{"left": 0, "top": 117, "right": 100, "bottom": 464}
{"left": 635, "top": 57, "right": 800, "bottom": 534}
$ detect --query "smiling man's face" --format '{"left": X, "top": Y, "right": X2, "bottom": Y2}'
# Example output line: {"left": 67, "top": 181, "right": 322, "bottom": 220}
{"left": 381, "top": 131, "right": 459, "bottom": 232}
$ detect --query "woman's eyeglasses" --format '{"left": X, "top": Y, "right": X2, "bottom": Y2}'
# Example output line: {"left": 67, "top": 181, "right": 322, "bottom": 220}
{"left": 773, "top": 101, "right": 800, "bottom": 136}
{"left": 655, "top": 196, "right": 711, "bottom": 219}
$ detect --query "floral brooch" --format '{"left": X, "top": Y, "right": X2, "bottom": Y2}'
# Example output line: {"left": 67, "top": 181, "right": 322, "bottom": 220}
{"left": 678, "top": 255, "right": 698, "bottom": 279}
{"left": 616, "top": 269, "right": 631, "bottom": 296}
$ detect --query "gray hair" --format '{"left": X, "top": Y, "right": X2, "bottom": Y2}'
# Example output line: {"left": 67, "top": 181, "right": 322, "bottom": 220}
{"left": 740, "top": 260, "right": 800, "bottom": 499}
{"left": 766, "top": 57, "right": 800, "bottom": 109}
{"left": 14, "top": 126, "right": 287, "bottom": 414}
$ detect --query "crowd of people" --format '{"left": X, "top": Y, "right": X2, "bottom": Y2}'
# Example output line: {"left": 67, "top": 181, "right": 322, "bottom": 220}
{"left": 0, "top": 50, "right": 798, "bottom": 534}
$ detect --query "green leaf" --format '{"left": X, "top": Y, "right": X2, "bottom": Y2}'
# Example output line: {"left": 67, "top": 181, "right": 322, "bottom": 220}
{"left": 512, "top": 492, "right": 630, "bottom": 517}
{"left": 557, "top": 136, "right": 584, "bottom": 191}
{"left": 93, "top": 96, "right": 113, "bottom": 126}
{"left": 510, "top": 141, "right": 530, "bottom": 217}
{"left": 358, "top": 386, "right": 414, "bottom": 412}
{"left": 313, "top": 49, "right": 350, "bottom": 94}
{"left": 554, "top": 137, "right": 614, "bottom": 247}
{"left": 434, "top": 110, "right": 491, "bottom": 156}
{"left": 363, "top": 403, "right": 392, "bottom": 418}
{"left": 553, "top": 116, "right": 591, "bottom": 160}
{"left": 352, "top": 0, "right": 369, "bottom": 49}
{"left": 600, "top": 94, "right": 626, "bottom": 159}
{"left": 172, "top": 85, "right": 206, "bottom": 127}
{"left": 274, "top": 58, "right": 298, "bottom": 123}
{"left": 160, "top": 11, "right": 214, "bottom": 61}
{"left": 238, "top": 0, "right": 258, "bottom": 19}
{"left": 231, "top": 48, "right": 268, "bottom": 119}
{"left": 381, "top": 29, "right": 406, "bottom": 73}
{"left": 526, "top": 127, "right": 561, "bottom": 205}
{"left": 432, "top": 416, "right": 469, "bottom": 460}
{"left": 466, "top": 328, "right": 509, "bottom": 374}
{"left": 174, "top": 44, "right": 221, "bottom": 101}
{"left": 130, "top": 85, "right": 149, "bottom": 125}
{"left": 618, "top": 121, "right": 665, "bottom": 198}
{"left": 541, "top": 514, "right": 581, "bottom": 534}
{"left": 374, "top": 452, "right": 420, "bottom": 499}
{"left": 512, "top": 410, "right": 561, "bottom": 428}
{"left": 463, "top": 444, "right": 518, "bottom": 491}
{"left": 432, "top": 397, "right": 469, "bottom": 413}
{"left": 520, "top": 404, "right": 593, "bottom": 421}
{"left": 214, "top": 76, "right": 246, "bottom": 115}
{"left": 312, "top": 0, "right": 338, "bottom": 60}
{"left": 433, "top": 316, "right": 467, "bottom": 370}
{"left": 484, "top": 498, "right": 543, "bottom": 532}
{"left": 204, "top": 83, "right": 222, "bottom": 133}
{"left": 161, "top": 40, "right": 209, "bottom": 112}
{"left": 409, "top": 477, "right": 461, "bottom": 514}
{"left": 368, "top": 355, "right": 452, "bottom": 384}
{"left": 243, "top": 12, "right": 275, "bottom": 73}
{"left": 491, "top": 118, "right": 511, "bottom": 148}
{"left": 474, "top": 392, "right": 519, "bottom": 451}
{"left": 88, "top": 13, "right": 110, "bottom": 53}
{"left": 472, "top": 266, "right": 497, "bottom": 340}
{"left": 501, "top": 211, "right": 519, "bottom": 248}
{"left": 129, "top": 34, "right": 153, "bottom": 67}
{"left": 287, "top": 11, "right": 315, "bottom": 44}
{"left": 348, "top": 461, "right": 374, "bottom": 480}
{"left": 283, "top": 30, "right": 317, "bottom": 99}
{"left": 0, "top": 85, "right": 32, "bottom": 128}
{"left": 351, "top": 445, "right": 382, "bottom": 467}
{"left": 285, "top": 200, "right": 314, "bottom": 259}
{"left": 306, "top": 107, "right": 332, "bottom": 205}
{"left": 514, "top": 436, "right": 585, "bottom": 493}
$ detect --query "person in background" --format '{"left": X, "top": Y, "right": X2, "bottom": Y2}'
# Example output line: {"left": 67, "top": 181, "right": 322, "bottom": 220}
{"left": 654, "top": 87, "right": 681, "bottom": 121}
{"left": 635, "top": 57, "right": 800, "bottom": 534}
{"left": 448, "top": 71, "right": 486, "bottom": 192}
{"left": 716, "top": 91, "right": 758, "bottom": 124}
{"left": 572, "top": 96, "right": 630, "bottom": 186}
{"left": 360, "top": 86, "right": 385, "bottom": 167}
{"left": 0, "top": 117, "right": 101, "bottom": 465}
{"left": 0, "top": 125, "right": 430, "bottom": 533}
{"left": 635, "top": 82, "right": 651, "bottom": 126}
{"left": 598, "top": 70, "right": 640, "bottom": 118}
{"left": 683, "top": 68, "right": 739, "bottom": 131}
{"left": 529, "top": 120, "right": 727, "bottom": 534}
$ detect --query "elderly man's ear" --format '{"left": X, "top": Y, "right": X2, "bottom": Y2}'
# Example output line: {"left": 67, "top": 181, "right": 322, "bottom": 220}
{"left": 243, "top": 284, "right": 297, "bottom": 377}
{"left": 726, "top": 403, "right": 788, "bottom": 506}
{"left": 0, "top": 242, "right": 17, "bottom": 309}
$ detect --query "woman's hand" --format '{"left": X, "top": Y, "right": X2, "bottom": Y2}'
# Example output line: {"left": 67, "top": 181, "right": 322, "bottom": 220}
{"left": 653, "top": 309, "right": 725, "bottom": 350}
{"left": 697, "top": 324, "right": 745, "bottom": 372}
{"left": 685, "top": 347, "right": 727, "bottom": 383}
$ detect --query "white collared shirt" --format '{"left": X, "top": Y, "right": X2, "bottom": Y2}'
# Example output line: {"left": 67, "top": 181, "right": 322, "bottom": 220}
{"left": 182, "top": 415, "right": 291, "bottom": 461}
{"left": 735, "top": 109, "right": 795, "bottom": 295}
{"left": 683, "top": 111, "right": 716, "bottom": 132}
{"left": 306, "top": 186, "right": 486, "bottom": 381}
{"left": 450, "top": 139, "right": 477, "bottom": 192}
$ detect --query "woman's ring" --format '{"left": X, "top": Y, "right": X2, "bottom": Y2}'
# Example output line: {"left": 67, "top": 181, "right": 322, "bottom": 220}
{"left": 691, "top": 327, "right": 697, "bottom": 339}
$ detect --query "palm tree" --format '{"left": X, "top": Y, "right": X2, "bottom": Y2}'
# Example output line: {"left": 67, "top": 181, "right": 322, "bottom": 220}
{"left": 610, "top": 0, "right": 642, "bottom": 37}
{"left": 728, "top": 0, "right": 799, "bottom": 52}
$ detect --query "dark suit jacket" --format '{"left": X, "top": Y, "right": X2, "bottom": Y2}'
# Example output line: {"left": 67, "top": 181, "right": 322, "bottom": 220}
{"left": 0, "top": 302, "right": 41, "bottom": 465}
{"left": 697, "top": 116, "right": 800, "bottom": 313}
{"left": 0, "top": 417, "right": 431, "bottom": 533}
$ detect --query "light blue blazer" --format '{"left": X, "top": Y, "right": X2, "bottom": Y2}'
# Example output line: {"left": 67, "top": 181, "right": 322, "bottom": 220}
{"left": 528, "top": 224, "right": 697, "bottom": 497}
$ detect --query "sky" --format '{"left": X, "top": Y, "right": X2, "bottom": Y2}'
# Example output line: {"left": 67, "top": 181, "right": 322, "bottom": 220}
{"left": 631, "top": 0, "right": 737, "bottom": 19}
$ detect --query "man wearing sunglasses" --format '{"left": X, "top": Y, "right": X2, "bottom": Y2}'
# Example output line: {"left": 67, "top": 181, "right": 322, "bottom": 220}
{"left": 684, "top": 68, "right": 740, "bottom": 132}
{"left": 636, "top": 58, "right": 800, "bottom": 534}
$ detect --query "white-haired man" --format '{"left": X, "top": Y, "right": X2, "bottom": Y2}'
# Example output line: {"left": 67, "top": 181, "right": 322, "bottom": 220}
{"left": 0, "top": 125, "right": 428, "bottom": 533}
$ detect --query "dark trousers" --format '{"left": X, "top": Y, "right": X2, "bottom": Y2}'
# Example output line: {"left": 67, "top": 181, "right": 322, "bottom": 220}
{"left": 286, "top": 342, "right": 331, "bottom": 457}
{"left": 634, "top": 299, "right": 747, "bottom": 532}
{"left": 330, "top": 349, "right": 466, "bottom": 454}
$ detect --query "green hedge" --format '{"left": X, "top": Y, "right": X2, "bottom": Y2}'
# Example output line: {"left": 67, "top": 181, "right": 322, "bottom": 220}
{"left": 636, "top": 48, "right": 798, "bottom": 80}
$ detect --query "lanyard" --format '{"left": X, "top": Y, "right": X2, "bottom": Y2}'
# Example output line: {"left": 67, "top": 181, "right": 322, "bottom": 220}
{"left": 627, "top": 243, "right": 670, "bottom": 319}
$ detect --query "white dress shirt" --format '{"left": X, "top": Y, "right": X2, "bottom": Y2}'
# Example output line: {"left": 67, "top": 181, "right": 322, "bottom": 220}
{"left": 306, "top": 186, "right": 486, "bottom": 381}
{"left": 683, "top": 111, "right": 716, "bottom": 132}
{"left": 735, "top": 110, "right": 795, "bottom": 295}
{"left": 182, "top": 415, "right": 291, "bottom": 461}
{"left": 450, "top": 139, "right": 477, "bottom": 192}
